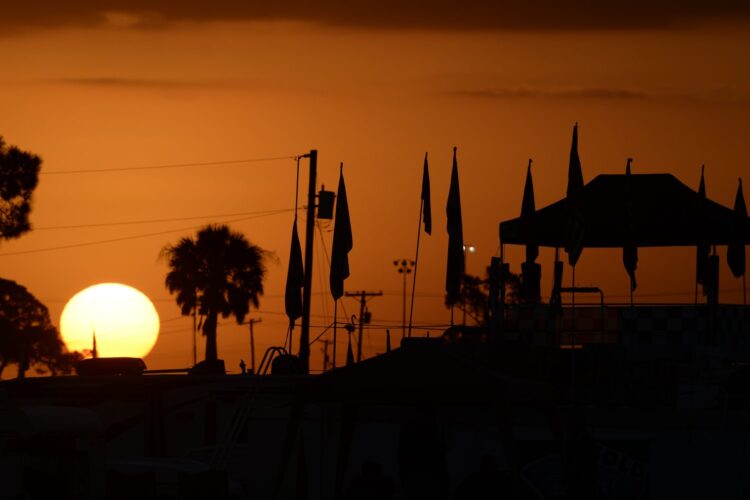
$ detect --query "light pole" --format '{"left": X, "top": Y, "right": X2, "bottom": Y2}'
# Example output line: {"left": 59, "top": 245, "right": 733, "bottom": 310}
{"left": 393, "top": 259, "right": 415, "bottom": 339}
{"left": 248, "top": 317, "right": 261, "bottom": 374}
{"left": 462, "top": 244, "right": 475, "bottom": 325}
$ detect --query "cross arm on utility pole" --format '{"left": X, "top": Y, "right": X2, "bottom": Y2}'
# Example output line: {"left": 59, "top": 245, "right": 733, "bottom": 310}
{"left": 344, "top": 290, "right": 383, "bottom": 362}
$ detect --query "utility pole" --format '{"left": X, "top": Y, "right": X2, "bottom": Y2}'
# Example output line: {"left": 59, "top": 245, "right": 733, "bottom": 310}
{"left": 321, "top": 339, "right": 331, "bottom": 372}
{"left": 248, "top": 317, "right": 262, "bottom": 374}
{"left": 300, "top": 150, "right": 317, "bottom": 374}
{"left": 345, "top": 290, "right": 383, "bottom": 362}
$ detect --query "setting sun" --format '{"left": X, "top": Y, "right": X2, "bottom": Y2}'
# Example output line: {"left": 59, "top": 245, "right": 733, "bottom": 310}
{"left": 60, "top": 283, "right": 160, "bottom": 358}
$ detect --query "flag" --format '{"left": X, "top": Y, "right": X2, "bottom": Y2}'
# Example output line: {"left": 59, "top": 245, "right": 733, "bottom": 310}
{"left": 696, "top": 165, "right": 710, "bottom": 286}
{"left": 422, "top": 153, "right": 432, "bottom": 235}
{"left": 521, "top": 159, "right": 538, "bottom": 263}
{"left": 622, "top": 159, "right": 638, "bottom": 292}
{"left": 285, "top": 218, "right": 304, "bottom": 328}
{"left": 330, "top": 164, "right": 353, "bottom": 300}
{"left": 728, "top": 178, "right": 747, "bottom": 278}
{"left": 446, "top": 146, "right": 464, "bottom": 306}
{"left": 564, "top": 123, "right": 585, "bottom": 266}
{"left": 567, "top": 122, "right": 584, "bottom": 197}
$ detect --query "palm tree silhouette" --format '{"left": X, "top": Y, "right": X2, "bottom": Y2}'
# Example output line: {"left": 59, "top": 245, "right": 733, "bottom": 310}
{"left": 161, "top": 224, "right": 266, "bottom": 362}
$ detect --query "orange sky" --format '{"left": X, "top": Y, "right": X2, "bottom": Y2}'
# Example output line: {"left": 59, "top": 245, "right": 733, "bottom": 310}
{"left": 1, "top": 6, "right": 749, "bottom": 373}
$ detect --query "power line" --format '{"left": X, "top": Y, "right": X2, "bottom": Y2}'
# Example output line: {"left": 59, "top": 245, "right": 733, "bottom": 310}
{"left": 0, "top": 210, "right": 289, "bottom": 257}
{"left": 42, "top": 155, "right": 299, "bottom": 175}
{"left": 34, "top": 208, "right": 298, "bottom": 231}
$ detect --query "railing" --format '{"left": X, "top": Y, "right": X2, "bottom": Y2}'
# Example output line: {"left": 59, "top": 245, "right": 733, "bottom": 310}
{"left": 257, "top": 346, "right": 289, "bottom": 375}
{"left": 499, "top": 303, "right": 750, "bottom": 351}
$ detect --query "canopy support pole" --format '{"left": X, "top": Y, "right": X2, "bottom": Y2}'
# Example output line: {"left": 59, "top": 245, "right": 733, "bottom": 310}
{"left": 571, "top": 264, "right": 576, "bottom": 403}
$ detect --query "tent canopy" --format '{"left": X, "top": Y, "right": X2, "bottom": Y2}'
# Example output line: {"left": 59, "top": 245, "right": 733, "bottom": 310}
{"left": 500, "top": 173, "right": 750, "bottom": 248}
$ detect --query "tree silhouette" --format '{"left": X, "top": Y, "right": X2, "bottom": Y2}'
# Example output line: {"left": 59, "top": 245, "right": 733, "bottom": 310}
{"left": 447, "top": 268, "right": 521, "bottom": 326}
{"left": 0, "top": 136, "right": 41, "bottom": 241}
{"left": 0, "top": 278, "right": 81, "bottom": 378}
{"left": 161, "top": 224, "right": 267, "bottom": 362}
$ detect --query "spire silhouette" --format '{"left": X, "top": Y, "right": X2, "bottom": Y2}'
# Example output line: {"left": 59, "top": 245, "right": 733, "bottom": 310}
{"left": 728, "top": 178, "right": 747, "bottom": 278}
{"left": 566, "top": 122, "right": 584, "bottom": 197}
{"left": 564, "top": 123, "right": 586, "bottom": 267}
{"left": 521, "top": 159, "right": 538, "bottom": 263}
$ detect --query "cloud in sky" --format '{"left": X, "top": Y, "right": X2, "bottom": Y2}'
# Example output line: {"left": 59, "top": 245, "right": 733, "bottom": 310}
{"left": 445, "top": 86, "right": 750, "bottom": 106}
{"left": 2, "top": 1, "right": 749, "bottom": 33}
{"left": 447, "top": 87, "right": 652, "bottom": 101}
{"left": 47, "top": 77, "right": 252, "bottom": 90}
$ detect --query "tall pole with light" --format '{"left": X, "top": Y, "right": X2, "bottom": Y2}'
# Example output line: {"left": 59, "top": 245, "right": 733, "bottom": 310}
{"left": 462, "top": 244, "right": 475, "bottom": 325}
{"left": 394, "top": 259, "right": 415, "bottom": 339}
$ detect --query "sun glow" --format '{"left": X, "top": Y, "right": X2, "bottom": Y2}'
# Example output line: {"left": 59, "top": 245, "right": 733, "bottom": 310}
{"left": 60, "top": 283, "right": 160, "bottom": 358}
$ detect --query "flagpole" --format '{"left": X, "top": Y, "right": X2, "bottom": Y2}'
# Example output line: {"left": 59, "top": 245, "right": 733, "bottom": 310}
{"left": 332, "top": 299, "right": 338, "bottom": 369}
{"left": 408, "top": 198, "right": 424, "bottom": 337}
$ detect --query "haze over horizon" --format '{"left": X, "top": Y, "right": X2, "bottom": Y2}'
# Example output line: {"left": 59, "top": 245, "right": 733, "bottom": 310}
{"left": 1, "top": 2, "right": 748, "bottom": 372}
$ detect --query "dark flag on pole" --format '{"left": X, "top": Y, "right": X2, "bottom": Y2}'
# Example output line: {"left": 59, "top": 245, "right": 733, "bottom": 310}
{"left": 567, "top": 122, "right": 584, "bottom": 197}
{"left": 330, "top": 164, "right": 353, "bottom": 300}
{"left": 623, "top": 158, "right": 638, "bottom": 293}
{"left": 521, "top": 159, "right": 538, "bottom": 263}
{"left": 446, "top": 146, "right": 464, "bottom": 306}
{"left": 696, "top": 165, "right": 710, "bottom": 287}
{"left": 284, "top": 219, "right": 304, "bottom": 328}
{"left": 422, "top": 153, "right": 432, "bottom": 235}
{"left": 564, "top": 123, "right": 585, "bottom": 266}
{"left": 408, "top": 153, "right": 431, "bottom": 337}
{"left": 728, "top": 178, "right": 747, "bottom": 278}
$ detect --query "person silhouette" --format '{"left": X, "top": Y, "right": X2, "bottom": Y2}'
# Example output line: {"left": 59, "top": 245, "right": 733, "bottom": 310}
{"left": 239, "top": 359, "right": 246, "bottom": 374}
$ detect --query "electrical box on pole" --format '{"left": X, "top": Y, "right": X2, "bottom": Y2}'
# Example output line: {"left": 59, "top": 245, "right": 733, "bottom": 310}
{"left": 317, "top": 187, "right": 335, "bottom": 219}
